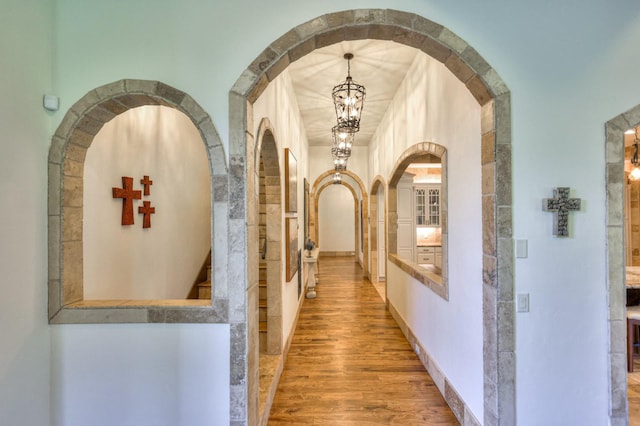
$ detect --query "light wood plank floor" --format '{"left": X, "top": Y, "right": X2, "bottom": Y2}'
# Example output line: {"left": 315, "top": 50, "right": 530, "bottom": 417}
{"left": 268, "top": 256, "right": 458, "bottom": 425}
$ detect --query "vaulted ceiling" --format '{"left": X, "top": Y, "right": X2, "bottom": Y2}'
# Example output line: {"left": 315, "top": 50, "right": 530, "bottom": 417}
{"left": 287, "top": 39, "right": 419, "bottom": 147}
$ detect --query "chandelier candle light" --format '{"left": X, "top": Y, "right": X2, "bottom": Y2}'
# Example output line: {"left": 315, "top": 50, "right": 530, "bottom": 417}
{"left": 332, "top": 53, "right": 366, "bottom": 132}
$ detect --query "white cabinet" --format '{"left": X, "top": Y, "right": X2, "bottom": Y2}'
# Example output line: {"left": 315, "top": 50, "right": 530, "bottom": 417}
{"left": 416, "top": 245, "right": 442, "bottom": 268}
{"left": 397, "top": 174, "right": 415, "bottom": 262}
{"left": 414, "top": 185, "right": 440, "bottom": 226}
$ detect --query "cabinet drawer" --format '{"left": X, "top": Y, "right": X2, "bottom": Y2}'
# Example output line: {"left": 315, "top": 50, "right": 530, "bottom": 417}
{"left": 417, "top": 254, "right": 435, "bottom": 264}
{"left": 417, "top": 246, "right": 435, "bottom": 254}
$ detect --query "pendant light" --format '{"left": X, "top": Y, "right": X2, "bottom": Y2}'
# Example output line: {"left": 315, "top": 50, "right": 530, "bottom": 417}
{"left": 332, "top": 53, "right": 366, "bottom": 132}
{"left": 331, "top": 124, "right": 355, "bottom": 158}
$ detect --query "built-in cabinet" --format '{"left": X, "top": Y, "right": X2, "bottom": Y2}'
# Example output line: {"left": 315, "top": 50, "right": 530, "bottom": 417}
{"left": 416, "top": 245, "right": 442, "bottom": 268}
{"left": 414, "top": 184, "right": 440, "bottom": 226}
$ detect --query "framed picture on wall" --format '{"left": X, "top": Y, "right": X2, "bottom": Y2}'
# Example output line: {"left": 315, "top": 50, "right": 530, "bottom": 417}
{"left": 286, "top": 217, "right": 299, "bottom": 281}
{"left": 285, "top": 148, "right": 297, "bottom": 213}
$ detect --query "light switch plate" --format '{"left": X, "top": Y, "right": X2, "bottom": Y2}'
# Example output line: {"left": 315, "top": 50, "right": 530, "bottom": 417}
{"left": 517, "top": 293, "right": 530, "bottom": 313}
{"left": 516, "top": 239, "right": 528, "bottom": 258}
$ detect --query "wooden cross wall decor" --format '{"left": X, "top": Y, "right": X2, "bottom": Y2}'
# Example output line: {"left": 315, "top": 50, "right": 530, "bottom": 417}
{"left": 112, "top": 175, "right": 156, "bottom": 228}
{"left": 112, "top": 176, "right": 142, "bottom": 225}
{"left": 542, "top": 187, "right": 581, "bottom": 237}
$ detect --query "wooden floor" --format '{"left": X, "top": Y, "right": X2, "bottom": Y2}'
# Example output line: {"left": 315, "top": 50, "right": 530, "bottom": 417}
{"left": 629, "top": 360, "right": 640, "bottom": 425}
{"left": 268, "top": 256, "right": 458, "bottom": 425}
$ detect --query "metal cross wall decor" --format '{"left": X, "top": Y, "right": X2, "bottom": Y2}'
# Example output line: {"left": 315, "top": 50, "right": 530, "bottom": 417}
{"left": 542, "top": 187, "right": 581, "bottom": 237}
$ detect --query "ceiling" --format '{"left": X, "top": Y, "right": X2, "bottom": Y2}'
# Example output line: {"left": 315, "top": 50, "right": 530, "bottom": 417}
{"left": 287, "top": 39, "right": 420, "bottom": 148}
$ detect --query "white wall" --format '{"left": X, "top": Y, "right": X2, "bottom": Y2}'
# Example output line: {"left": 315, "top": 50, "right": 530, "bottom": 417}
{"left": 2, "top": 2, "right": 637, "bottom": 425}
{"left": 318, "top": 185, "right": 356, "bottom": 252}
{"left": 50, "top": 324, "right": 229, "bottom": 426}
{"left": 84, "top": 106, "right": 211, "bottom": 300}
{"left": 0, "top": 2, "right": 52, "bottom": 425}
{"left": 252, "top": 69, "right": 310, "bottom": 348}
{"left": 369, "top": 53, "right": 484, "bottom": 417}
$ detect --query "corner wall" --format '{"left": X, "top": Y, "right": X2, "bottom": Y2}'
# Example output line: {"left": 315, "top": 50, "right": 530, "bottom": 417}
{"left": 0, "top": 2, "right": 53, "bottom": 425}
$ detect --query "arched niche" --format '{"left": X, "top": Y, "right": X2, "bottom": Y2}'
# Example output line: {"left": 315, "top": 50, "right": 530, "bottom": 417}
{"left": 314, "top": 179, "right": 361, "bottom": 258}
{"left": 388, "top": 143, "right": 448, "bottom": 299}
{"left": 230, "top": 9, "right": 513, "bottom": 425}
{"left": 48, "top": 79, "right": 230, "bottom": 324}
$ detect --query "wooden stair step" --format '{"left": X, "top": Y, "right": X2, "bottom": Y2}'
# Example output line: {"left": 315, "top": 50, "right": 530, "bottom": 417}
{"left": 259, "top": 322, "right": 267, "bottom": 332}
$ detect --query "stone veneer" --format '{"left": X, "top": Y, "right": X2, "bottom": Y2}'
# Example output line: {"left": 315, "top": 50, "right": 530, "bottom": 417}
{"left": 606, "top": 107, "right": 640, "bottom": 425}
{"left": 311, "top": 169, "right": 369, "bottom": 278}
{"left": 230, "top": 9, "right": 512, "bottom": 425}
{"left": 48, "top": 79, "right": 230, "bottom": 325}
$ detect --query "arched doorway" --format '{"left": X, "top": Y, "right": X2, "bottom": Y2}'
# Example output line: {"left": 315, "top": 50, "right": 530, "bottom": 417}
{"left": 230, "top": 10, "right": 512, "bottom": 425}
{"left": 605, "top": 108, "right": 640, "bottom": 423}
{"left": 370, "top": 176, "right": 387, "bottom": 287}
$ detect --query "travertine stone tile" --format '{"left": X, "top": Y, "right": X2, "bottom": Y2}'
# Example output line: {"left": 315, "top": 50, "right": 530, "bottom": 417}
{"left": 231, "top": 68, "right": 258, "bottom": 98}
{"left": 295, "top": 16, "right": 328, "bottom": 40}
{"left": 48, "top": 280, "right": 61, "bottom": 319}
{"left": 179, "top": 96, "right": 208, "bottom": 125}
{"left": 85, "top": 104, "right": 116, "bottom": 124}
{"left": 482, "top": 194, "right": 496, "bottom": 256}
{"left": 265, "top": 54, "right": 290, "bottom": 82}
{"left": 53, "top": 109, "right": 79, "bottom": 140}
{"left": 94, "top": 79, "right": 126, "bottom": 100}
{"left": 75, "top": 114, "right": 103, "bottom": 136}
{"left": 496, "top": 145, "right": 512, "bottom": 206}
{"left": 230, "top": 383, "right": 247, "bottom": 421}
{"left": 62, "top": 207, "right": 82, "bottom": 242}
{"left": 315, "top": 28, "right": 346, "bottom": 50}
{"left": 63, "top": 158, "right": 83, "bottom": 178}
{"left": 48, "top": 215, "right": 61, "bottom": 279}
{"left": 213, "top": 174, "right": 229, "bottom": 203}
{"left": 611, "top": 351, "right": 628, "bottom": 416}
{"left": 494, "top": 94, "right": 511, "bottom": 145}
{"left": 100, "top": 99, "right": 128, "bottom": 116}
{"left": 48, "top": 164, "right": 61, "bottom": 215}
{"left": 64, "top": 142, "right": 87, "bottom": 163}
{"left": 624, "top": 108, "right": 640, "bottom": 130}
{"left": 438, "top": 28, "right": 468, "bottom": 54}
{"left": 608, "top": 181, "right": 624, "bottom": 227}
{"left": 610, "top": 318, "right": 626, "bottom": 355}
{"left": 69, "top": 128, "right": 94, "bottom": 148}
{"left": 49, "top": 136, "right": 64, "bottom": 165}
{"left": 325, "top": 9, "right": 355, "bottom": 27}
{"left": 270, "top": 29, "right": 302, "bottom": 56}
{"left": 482, "top": 162, "right": 495, "bottom": 196}
{"left": 248, "top": 74, "right": 269, "bottom": 104}
{"left": 288, "top": 37, "right": 316, "bottom": 64}
{"left": 230, "top": 322, "right": 248, "bottom": 382}
{"left": 62, "top": 176, "right": 83, "bottom": 208}
{"left": 483, "top": 378, "right": 498, "bottom": 421}
{"left": 444, "top": 380, "right": 464, "bottom": 423}
{"left": 354, "top": 9, "right": 385, "bottom": 24}
{"left": 343, "top": 24, "right": 370, "bottom": 41}
{"left": 412, "top": 15, "right": 444, "bottom": 37}
{"left": 420, "top": 36, "right": 452, "bottom": 63}
{"left": 497, "top": 238, "right": 514, "bottom": 302}
{"left": 482, "top": 68, "right": 509, "bottom": 98}
{"left": 481, "top": 131, "right": 495, "bottom": 165}
{"left": 497, "top": 382, "right": 516, "bottom": 424}
{"left": 248, "top": 47, "right": 278, "bottom": 77}
{"left": 69, "top": 90, "right": 101, "bottom": 118}
{"left": 155, "top": 82, "right": 185, "bottom": 105}
{"left": 367, "top": 24, "right": 396, "bottom": 41}
{"left": 267, "top": 316, "right": 282, "bottom": 354}
{"left": 481, "top": 99, "right": 495, "bottom": 134}
{"left": 124, "top": 79, "right": 157, "bottom": 94}
{"left": 464, "top": 406, "right": 481, "bottom": 426}
{"left": 229, "top": 156, "right": 246, "bottom": 219}
{"left": 466, "top": 75, "right": 492, "bottom": 106}
{"left": 445, "top": 54, "right": 474, "bottom": 84}
{"left": 498, "top": 301, "right": 514, "bottom": 352}
{"left": 385, "top": 9, "right": 415, "bottom": 28}
{"left": 608, "top": 226, "right": 625, "bottom": 322}
{"left": 62, "top": 241, "right": 82, "bottom": 304}
{"left": 483, "top": 284, "right": 498, "bottom": 380}
{"left": 483, "top": 254, "right": 497, "bottom": 287}
{"left": 460, "top": 46, "right": 491, "bottom": 77}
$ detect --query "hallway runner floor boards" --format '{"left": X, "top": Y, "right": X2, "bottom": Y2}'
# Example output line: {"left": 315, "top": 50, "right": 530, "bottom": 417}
{"left": 268, "top": 256, "right": 458, "bottom": 425}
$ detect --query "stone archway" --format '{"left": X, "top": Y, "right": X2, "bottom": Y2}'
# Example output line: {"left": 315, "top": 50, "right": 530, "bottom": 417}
{"left": 314, "top": 179, "right": 362, "bottom": 259}
{"left": 605, "top": 108, "right": 640, "bottom": 424}
{"left": 369, "top": 175, "right": 386, "bottom": 286}
{"left": 230, "top": 9, "right": 513, "bottom": 425}
{"left": 254, "top": 118, "right": 283, "bottom": 356}
{"left": 311, "top": 169, "right": 369, "bottom": 277}
{"left": 48, "top": 79, "right": 230, "bottom": 324}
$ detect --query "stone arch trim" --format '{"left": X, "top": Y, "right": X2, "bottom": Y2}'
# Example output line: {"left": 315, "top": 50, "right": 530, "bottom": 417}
{"left": 229, "top": 9, "right": 513, "bottom": 425}
{"left": 311, "top": 169, "right": 369, "bottom": 277}
{"left": 605, "top": 107, "right": 640, "bottom": 424}
{"left": 254, "top": 118, "right": 283, "bottom": 355}
{"left": 369, "top": 175, "right": 387, "bottom": 285}
{"left": 314, "top": 180, "right": 361, "bottom": 258}
{"left": 388, "top": 143, "right": 449, "bottom": 299}
{"left": 48, "top": 79, "right": 230, "bottom": 324}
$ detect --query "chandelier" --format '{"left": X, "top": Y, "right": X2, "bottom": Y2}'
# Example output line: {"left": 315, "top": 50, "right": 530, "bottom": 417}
{"left": 332, "top": 124, "right": 355, "bottom": 158}
{"left": 331, "top": 146, "right": 348, "bottom": 171}
{"left": 332, "top": 53, "right": 366, "bottom": 132}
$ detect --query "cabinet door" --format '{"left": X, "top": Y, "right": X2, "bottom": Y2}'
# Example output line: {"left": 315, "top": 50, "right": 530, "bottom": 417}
{"left": 427, "top": 187, "right": 440, "bottom": 226}
{"left": 415, "top": 188, "right": 426, "bottom": 225}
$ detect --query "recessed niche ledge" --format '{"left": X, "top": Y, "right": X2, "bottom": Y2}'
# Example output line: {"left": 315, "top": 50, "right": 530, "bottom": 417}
{"left": 388, "top": 254, "right": 448, "bottom": 300}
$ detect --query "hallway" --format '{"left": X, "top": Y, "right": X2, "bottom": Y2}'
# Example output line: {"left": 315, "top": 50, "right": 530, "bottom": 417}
{"left": 268, "top": 256, "right": 458, "bottom": 425}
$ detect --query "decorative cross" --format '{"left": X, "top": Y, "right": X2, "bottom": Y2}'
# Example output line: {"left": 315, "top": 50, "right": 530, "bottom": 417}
{"left": 542, "top": 187, "right": 581, "bottom": 237}
{"left": 141, "top": 175, "right": 153, "bottom": 196}
{"left": 112, "top": 177, "right": 142, "bottom": 225}
{"left": 138, "top": 201, "right": 156, "bottom": 229}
